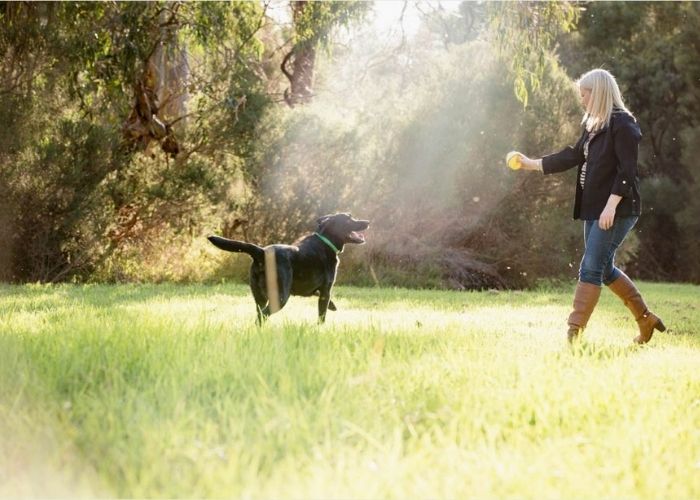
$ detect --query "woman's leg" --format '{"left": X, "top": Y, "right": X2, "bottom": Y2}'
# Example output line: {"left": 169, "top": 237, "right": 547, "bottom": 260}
{"left": 607, "top": 271, "right": 666, "bottom": 343}
{"left": 578, "top": 216, "right": 637, "bottom": 285}
{"left": 567, "top": 217, "right": 638, "bottom": 342}
{"left": 600, "top": 216, "right": 638, "bottom": 285}
{"left": 600, "top": 217, "right": 666, "bottom": 343}
{"left": 567, "top": 221, "right": 602, "bottom": 342}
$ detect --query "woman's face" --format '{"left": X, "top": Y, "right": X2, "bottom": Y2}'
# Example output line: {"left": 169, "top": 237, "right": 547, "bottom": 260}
{"left": 579, "top": 87, "right": 592, "bottom": 111}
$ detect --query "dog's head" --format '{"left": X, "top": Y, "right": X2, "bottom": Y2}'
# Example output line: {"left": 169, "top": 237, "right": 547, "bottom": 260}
{"left": 316, "top": 213, "right": 370, "bottom": 245}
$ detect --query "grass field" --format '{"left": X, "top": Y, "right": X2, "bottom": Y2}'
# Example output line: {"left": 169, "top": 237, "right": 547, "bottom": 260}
{"left": 1, "top": 282, "right": 699, "bottom": 498}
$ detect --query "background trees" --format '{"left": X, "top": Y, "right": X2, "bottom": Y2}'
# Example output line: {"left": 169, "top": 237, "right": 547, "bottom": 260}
{"left": 0, "top": 1, "right": 697, "bottom": 286}
{"left": 557, "top": 1, "right": 700, "bottom": 282}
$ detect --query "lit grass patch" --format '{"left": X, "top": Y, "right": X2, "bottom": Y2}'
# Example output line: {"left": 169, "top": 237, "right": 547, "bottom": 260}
{"left": 0, "top": 282, "right": 698, "bottom": 498}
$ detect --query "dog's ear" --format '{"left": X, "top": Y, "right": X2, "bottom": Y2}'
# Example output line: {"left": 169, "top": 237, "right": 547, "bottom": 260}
{"left": 316, "top": 214, "right": 332, "bottom": 231}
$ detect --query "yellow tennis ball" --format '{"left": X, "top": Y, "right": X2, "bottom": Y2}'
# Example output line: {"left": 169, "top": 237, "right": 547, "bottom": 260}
{"left": 506, "top": 151, "right": 522, "bottom": 170}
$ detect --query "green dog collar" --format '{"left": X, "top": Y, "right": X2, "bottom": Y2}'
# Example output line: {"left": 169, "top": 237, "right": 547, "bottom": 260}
{"left": 314, "top": 232, "right": 340, "bottom": 254}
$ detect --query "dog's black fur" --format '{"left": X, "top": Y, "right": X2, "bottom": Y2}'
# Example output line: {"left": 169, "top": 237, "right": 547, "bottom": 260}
{"left": 208, "top": 213, "right": 369, "bottom": 324}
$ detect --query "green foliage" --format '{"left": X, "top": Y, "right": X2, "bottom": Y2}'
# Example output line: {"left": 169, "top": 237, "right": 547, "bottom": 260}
{"left": 293, "top": 1, "right": 368, "bottom": 49}
{"left": 0, "top": 1, "right": 376, "bottom": 283}
{"left": 234, "top": 32, "right": 584, "bottom": 288}
{"left": 489, "top": 1, "right": 579, "bottom": 107}
{"left": 1, "top": 1, "right": 697, "bottom": 286}
{"left": 189, "top": 1, "right": 265, "bottom": 57}
{"left": 677, "top": 126, "right": 700, "bottom": 282}
{"left": 0, "top": 1, "right": 274, "bottom": 282}
{"left": 556, "top": 1, "right": 700, "bottom": 282}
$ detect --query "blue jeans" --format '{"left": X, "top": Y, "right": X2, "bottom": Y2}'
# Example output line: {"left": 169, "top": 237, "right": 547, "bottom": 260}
{"left": 579, "top": 216, "right": 638, "bottom": 286}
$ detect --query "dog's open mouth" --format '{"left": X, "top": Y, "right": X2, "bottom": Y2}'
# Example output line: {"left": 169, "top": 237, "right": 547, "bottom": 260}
{"left": 348, "top": 230, "right": 366, "bottom": 244}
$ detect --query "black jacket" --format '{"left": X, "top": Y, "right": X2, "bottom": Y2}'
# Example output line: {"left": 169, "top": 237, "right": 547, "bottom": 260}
{"left": 542, "top": 110, "right": 642, "bottom": 220}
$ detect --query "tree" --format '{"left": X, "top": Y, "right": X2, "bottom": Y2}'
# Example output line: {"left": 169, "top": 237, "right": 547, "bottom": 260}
{"left": 488, "top": 1, "right": 579, "bottom": 107}
{"left": 0, "top": 1, "right": 368, "bottom": 282}
{"left": 281, "top": 1, "right": 367, "bottom": 107}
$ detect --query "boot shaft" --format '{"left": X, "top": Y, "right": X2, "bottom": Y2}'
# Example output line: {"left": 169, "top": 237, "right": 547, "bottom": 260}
{"left": 607, "top": 272, "right": 647, "bottom": 320}
{"left": 567, "top": 281, "right": 602, "bottom": 329}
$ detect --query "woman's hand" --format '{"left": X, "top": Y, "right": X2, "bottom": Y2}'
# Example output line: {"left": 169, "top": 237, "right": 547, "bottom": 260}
{"left": 599, "top": 205, "right": 616, "bottom": 230}
{"left": 519, "top": 155, "right": 542, "bottom": 171}
{"left": 599, "top": 194, "right": 622, "bottom": 230}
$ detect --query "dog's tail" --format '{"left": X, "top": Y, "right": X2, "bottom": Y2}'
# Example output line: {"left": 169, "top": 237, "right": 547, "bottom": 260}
{"left": 208, "top": 235, "right": 264, "bottom": 261}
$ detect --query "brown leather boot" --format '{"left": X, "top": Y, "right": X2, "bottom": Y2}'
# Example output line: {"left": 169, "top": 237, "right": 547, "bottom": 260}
{"left": 567, "top": 281, "right": 602, "bottom": 343}
{"left": 607, "top": 272, "right": 666, "bottom": 344}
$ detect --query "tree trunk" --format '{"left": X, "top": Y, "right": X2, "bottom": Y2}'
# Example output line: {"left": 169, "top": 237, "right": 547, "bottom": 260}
{"left": 281, "top": 1, "right": 317, "bottom": 107}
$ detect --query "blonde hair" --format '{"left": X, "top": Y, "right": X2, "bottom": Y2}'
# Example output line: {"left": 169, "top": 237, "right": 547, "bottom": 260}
{"left": 577, "top": 69, "right": 633, "bottom": 132}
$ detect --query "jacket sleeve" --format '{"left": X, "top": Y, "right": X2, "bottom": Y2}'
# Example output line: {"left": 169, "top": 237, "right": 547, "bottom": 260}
{"left": 611, "top": 116, "right": 641, "bottom": 198}
{"left": 541, "top": 131, "right": 586, "bottom": 175}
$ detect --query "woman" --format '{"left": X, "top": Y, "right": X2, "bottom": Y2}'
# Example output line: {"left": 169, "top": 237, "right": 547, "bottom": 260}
{"left": 513, "top": 68, "right": 665, "bottom": 344}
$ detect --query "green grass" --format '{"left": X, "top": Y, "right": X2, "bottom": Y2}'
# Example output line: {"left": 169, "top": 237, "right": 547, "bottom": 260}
{"left": 1, "top": 282, "right": 699, "bottom": 498}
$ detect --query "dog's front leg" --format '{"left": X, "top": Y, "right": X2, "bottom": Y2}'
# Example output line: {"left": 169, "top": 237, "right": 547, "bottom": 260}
{"left": 318, "top": 287, "right": 332, "bottom": 323}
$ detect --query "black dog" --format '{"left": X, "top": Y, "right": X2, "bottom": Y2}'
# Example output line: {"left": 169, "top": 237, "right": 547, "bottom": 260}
{"left": 208, "top": 213, "right": 369, "bottom": 324}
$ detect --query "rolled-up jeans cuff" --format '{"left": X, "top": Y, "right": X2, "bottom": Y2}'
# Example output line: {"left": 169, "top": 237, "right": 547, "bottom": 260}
{"left": 603, "top": 268, "right": 622, "bottom": 286}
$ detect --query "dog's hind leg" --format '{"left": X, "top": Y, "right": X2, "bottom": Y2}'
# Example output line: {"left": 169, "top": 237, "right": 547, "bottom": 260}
{"left": 254, "top": 280, "right": 290, "bottom": 325}
{"left": 256, "top": 303, "right": 271, "bottom": 325}
{"left": 276, "top": 273, "right": 293, "bottom": 312}
{"left": 250, "top": 273, "right": 270, "bottom": 326}
{"left": 314, "top": 291, "right": 337, "bottom": 311}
